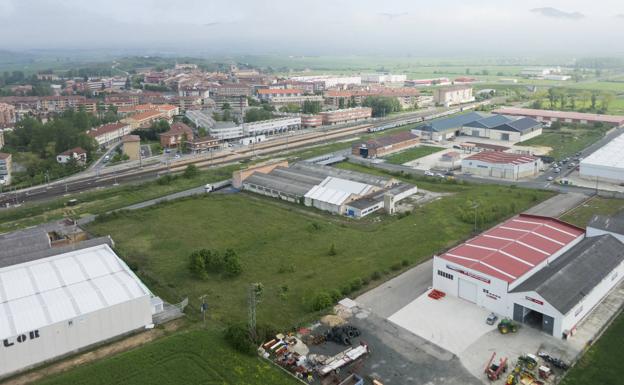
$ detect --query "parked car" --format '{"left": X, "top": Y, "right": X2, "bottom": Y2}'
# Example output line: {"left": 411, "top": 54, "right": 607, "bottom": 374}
{"left": 204, "top": 184, "right": 214, "bottom": 193}
{"left": 174, "top": 154, "right": 181, "bottom": 159}
{"left": 547, "top": 176, "right": 554, "bottom": 181}
{"left": 444, "top": 171, "right": 455, "bottom": 176}
{"left": 486, "top": 313, "right": 498, "bottom": 325}
{"left": 436, "top": 173, "right": 446, "bottom": 178}
{"left": 554, "top": 168, "right": 561, "bottom": 173}
{"left": 452, "top": 145, "right": 462, "bottom": 149}
{"left": 424, "top": 170, "right": 435, "bottom": 177}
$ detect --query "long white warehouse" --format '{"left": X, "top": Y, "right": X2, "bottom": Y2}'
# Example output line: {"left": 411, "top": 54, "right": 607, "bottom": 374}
{"left": 580, "top": 131, "right": 624, "bottom": 184}
{"left": 0, "top": 242, "right": 161, "bottom": 378}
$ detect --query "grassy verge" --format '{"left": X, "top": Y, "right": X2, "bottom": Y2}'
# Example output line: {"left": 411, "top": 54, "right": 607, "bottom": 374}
{"left": 517, "top": 126, "right": 609, "bottom": 160}
{"left": 0, "top": 165, "right": 239, "bottom": 233}
{"left": 383, "top": 146, "right": 445, "bottom": 165}
{"left": 36, "top": 327, "right": 296, "bottom": 385}
{"left": 559, "top": 197, "right": 624, "bottom": 227}
{"left": 560, "top": 313, "right": 624, "bottom": 385}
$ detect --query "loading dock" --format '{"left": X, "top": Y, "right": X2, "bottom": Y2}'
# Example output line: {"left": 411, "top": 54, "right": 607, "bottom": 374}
{"left": 458, "top": 279, "right": 478, "bottom": 303}
{"left": 513, "top": 303, "right": 555, "bottom": 335}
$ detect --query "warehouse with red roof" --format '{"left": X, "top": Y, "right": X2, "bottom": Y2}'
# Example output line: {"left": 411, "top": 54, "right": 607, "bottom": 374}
{"left": 461, "top": 151, "right": 542, "bottom": 180}
{"left": 432, "top": 213, "right": 624, "bottom": 337}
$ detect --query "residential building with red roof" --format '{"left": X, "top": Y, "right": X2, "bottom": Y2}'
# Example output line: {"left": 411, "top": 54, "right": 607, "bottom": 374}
{"left": 87, "top": 122, "right": 132, "bottom": 147}
{"left": 159, "top": 122, "right": 194, "bottom": 148}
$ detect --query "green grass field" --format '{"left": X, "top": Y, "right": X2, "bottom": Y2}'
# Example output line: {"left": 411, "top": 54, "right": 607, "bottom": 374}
{"left": 560, "top": 197, "right": 624, "bottom": 227}
{"left": 517, "top": 126, "right": 609, "bottom": 160}
{"left": 36, "top": 328, "right": 296, "bottom": 385}
{"left": 560, "top": 313, "right": 624, "bottom": 385}
{"left": 85, "top": 179, "right": 552, "bottom": 328}
{"left": 0, "top": 165, "right": 239, "bottom": 233}
{"left": 383, "top": 146, "right": 445, "bottom": 165}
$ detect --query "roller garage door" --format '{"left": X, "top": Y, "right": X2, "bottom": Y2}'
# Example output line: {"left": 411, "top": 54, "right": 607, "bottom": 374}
{"left": 458, "top": 278, "right": 477, "bottom": 303}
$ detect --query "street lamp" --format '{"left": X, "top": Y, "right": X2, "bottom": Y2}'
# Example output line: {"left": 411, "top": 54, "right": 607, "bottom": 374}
{"left": 472, "top": 203, "right": 480, "bottom": 232}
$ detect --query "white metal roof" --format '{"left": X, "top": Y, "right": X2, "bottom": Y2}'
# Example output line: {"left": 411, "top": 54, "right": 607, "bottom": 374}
{"left": 0, "top": 244, "right": 151, "bottom": 340}
{"left": 304, "top": 185, "right": 353, "bottom": 206}
{"left": 581, "top": 132, "right": 624, "bottom": 170}
{"left": 319, "top": 176, "right": 373, "bottom": 196}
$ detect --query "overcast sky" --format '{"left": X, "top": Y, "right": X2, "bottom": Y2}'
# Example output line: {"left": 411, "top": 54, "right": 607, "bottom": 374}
{"left": 1, "top": 0, "right": 624, "bottom": 55}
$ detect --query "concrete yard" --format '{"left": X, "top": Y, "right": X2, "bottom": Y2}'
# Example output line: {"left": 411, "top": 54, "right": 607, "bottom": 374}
{"left": 523, "top": 192, "right": 589, "bottom": 218}
{"left": 341, "top": 304, "right": 482, "bottom": 385}
{"left": 388, "top": 292, "right": 497, "bottom": 355}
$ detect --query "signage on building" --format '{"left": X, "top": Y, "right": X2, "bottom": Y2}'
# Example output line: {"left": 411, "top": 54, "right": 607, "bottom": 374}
{"left": 446, "top": 264, "right": 491, "bottom": 284}
{"left": 3, "top": 330, "right": 40, "bottom": 348}
{"left": 525, "top": 296, "right": 544, "bottom": 305}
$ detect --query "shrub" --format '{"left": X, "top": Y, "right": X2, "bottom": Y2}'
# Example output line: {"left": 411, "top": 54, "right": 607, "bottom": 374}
{"left": 312, "top": 292, "right": 333, "bottom": 311}
{"left": 401, "top": 259, "right": 410, "bottom": 267}
{"left": 370, "top": 271, "right": 382, "bottom": 280}
{"left": 329, "top": 289, "right": 342, "bottom": 302}
{"left": 391, "top": 262, "right": 402, "bottom": 271}
{"left": 310, "top": 222, "right": 322, "bottom": 231}
{"left": 188, "top": 250, "right": 207, "bottom": 279}
{"left": 328, "top": 243, "right": 337, "bottom": 256}
{"left": 182, "top": 164, "right": 199, "bottom": 179}
{"left": 223, "top": 251, "right": 242, "bottom": 277}
{"left": 224, "top": 324, "right": 256, "bottom": 355}
{"left": 349, "top": 278, "right": 363, "bottom": 292}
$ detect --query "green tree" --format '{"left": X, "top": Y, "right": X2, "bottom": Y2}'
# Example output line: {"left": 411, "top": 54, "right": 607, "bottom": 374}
{"left": 244, "top": 108, "right": 273, "bottom": 123}
{"left": 591, "top": 92, "right": 598, "bottom": 110}
{"left": 182, "top": 164, "right": 198, "bottom": 178}
{"left": 223, "top": 249, "right": 242, "bottom": 277}
{"left": 188, "top": 250, "right": 207, "bottom": 279}
{"left": 547, "top": 88, "right": 556, "bottom": 109}
{"left": 580, "top": 91, "right": 591, "bottom": 109}
{"left": 601, "top": 93, "right": 615, "bottom": 112}
{"left": 362, "top": 96, "right": 401, "bottom": 117}
{"left": 338, "top": 98, "right": 345, "bottom": 109}
{"left": 302, "top": 100, "right": 321, "bottom": 114}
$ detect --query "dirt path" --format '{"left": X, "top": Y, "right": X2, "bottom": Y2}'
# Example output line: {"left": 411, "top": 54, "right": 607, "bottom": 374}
{"left": 4, "top": 320, "right": 185, "bottom": 385}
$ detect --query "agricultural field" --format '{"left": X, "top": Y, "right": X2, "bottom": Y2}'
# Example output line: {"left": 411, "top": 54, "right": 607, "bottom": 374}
{"left": 36, "top": 328, "right": 296, "bottom": 385}
{"left": 383, "top": 146, "right": 445, "bottom": 165}
{"left": 517, "top": 125, "right": 609, "bottom": 160}
{"left": 560, "top": 197, "right": 624, "bottom": 227}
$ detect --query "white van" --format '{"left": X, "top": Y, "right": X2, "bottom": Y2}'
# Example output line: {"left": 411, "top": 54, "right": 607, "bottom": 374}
{"left": 204, "top": 184, "right": 213, "bottom": 193}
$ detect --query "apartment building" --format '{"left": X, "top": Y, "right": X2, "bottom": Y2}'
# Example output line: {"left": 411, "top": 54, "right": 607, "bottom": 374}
{"left": 320, "top": 107, "right": 372, "bottom": 125}
{"left": 433, "top": 86, "right": 475, "bottom": 107}
{"left": 0, "top": 103, "right": 16, "bottom": 127}
{"left": 87, "top": 122, "right": 133, "bottom": 147}
{"left": 0, "top": 152, "right": 12, "bottom": 186}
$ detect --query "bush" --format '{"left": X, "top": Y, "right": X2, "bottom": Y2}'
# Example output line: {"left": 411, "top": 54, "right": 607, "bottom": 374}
{"left": 189, "top": 250, "right": 207, "bottom": 279}
{"left": 224, "top": 324, "right": 256, "bottom": 356}
{"left": 349, "top": 277, "right": 363, "bottom": 292}
{"left": 182, "top": 164, "right": 199, "bottom": 179}
{"left": 401, "top": 259, "right": 410, "bottom": 267}
{"left": 312, "top": 292, "right": 333, "bottom": 311}
{"left": 329, "top": 289, "right": 342, "bottom": 302}
{"left": 370, "top": 271, "right": 382, "bottom": 280}
{"left": 223, "top": 249, "right": 242, "bottom": 277}
{"left": 391, "top": 262, "right": 402, "bottom": 271}
{"left": 328, "top": 243, "right": 337, "bottom": 256}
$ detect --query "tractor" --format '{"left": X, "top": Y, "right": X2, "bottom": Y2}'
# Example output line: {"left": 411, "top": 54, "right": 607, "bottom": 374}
{"left": 498, "top": 318, "right": 518, "bottom": 334}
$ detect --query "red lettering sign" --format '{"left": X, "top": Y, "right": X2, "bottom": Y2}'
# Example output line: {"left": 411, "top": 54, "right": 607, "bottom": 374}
{"left": 525, "top": 296, "right": 544, "bottom": 305}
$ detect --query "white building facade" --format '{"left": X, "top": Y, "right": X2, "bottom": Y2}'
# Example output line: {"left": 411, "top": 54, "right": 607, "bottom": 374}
{"left": 0, "top": 244, "right": 161, "bottom": 378}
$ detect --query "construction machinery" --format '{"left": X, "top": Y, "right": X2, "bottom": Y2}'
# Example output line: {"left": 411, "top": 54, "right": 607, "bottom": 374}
{"left": 498, "top": 318, "right": 518, "bottom": 334}
{"left": 485, "top": 352, "right": 508, "bottom": 381}
{"left": 518, "top": 354, "right": 538, "bottom": 370}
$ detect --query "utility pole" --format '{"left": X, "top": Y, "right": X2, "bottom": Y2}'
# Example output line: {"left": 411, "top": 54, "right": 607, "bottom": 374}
{"left": 199, "top": 294, "right": 208, "bottom": 329}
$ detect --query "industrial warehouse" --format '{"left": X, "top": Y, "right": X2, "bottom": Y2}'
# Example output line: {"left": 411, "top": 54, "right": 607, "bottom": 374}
{"left": 232, "top": 161, "right": 417, "bottom": 218}
{"left": 461, "top": 151, "right": 542, "bottom": 180}
{"left": 579, "top": 131, "right": 624, "bottom": 184}
{"left": 411, "top": 111, "right": 542, "bottom": 142}
{"left": 351, "top": 131, "right": 420, "bottom": 158}
{"left": 431, "top": 213, "right": 624, "bottom": 338}
{"left": 0, "top": 222, "right": 164, "bottom": 378}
